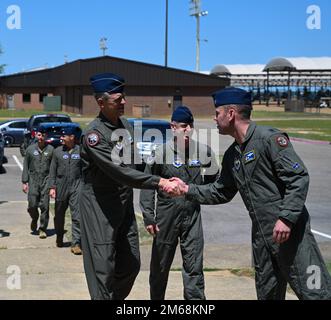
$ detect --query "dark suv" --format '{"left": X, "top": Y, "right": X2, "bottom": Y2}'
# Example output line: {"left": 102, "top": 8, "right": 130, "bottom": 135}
{"left": 38, "top": 122, "right": 81, "bottom": 148}
{"left": 127, "top": 118, "right": 171, "bottom": 171}
{"left": 20, "top": 114, "right": 72, "bottom": 156}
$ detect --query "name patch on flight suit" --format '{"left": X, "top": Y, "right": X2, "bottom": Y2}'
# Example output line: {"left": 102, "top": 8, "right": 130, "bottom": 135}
{"left": 63, "top": 154, "right": 69, "bottom": 160}
{"left": 71, "top": 154, "right": 80, "bottom": 160}
{"left": 244, "top": 150, "right": 256, "bottom": 164}
{"left": 189, "top": 159, "right": 201, "bottom": 167}
{"left": 86, "top": 132, "right": 100, "bottom": 146}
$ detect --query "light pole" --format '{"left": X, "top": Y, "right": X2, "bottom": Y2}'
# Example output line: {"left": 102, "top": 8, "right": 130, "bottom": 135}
{"left": 189, "top": 0, "right": 208, "bottom": 72}
{"left": 165, "top": 0, "right": 168, "bottom": 67}
{"left": 100, "top": 37, "right": 108, "bottom": 56}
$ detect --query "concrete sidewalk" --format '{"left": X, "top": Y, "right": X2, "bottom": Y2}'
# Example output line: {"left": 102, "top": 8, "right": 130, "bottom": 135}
{"left": 0, "top": 201, "right": 299, "bottom": 300}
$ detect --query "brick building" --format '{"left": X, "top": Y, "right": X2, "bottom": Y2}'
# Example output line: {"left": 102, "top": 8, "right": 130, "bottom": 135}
{"left": 0, "top": 56, "right": 229, "bottom": 117}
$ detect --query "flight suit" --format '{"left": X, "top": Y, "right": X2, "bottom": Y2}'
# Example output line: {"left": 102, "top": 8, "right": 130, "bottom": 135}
{"left": 140, "top": 140, "right": 219, "bottom": 300}
{"left": 22, "top": 144, "right": 54, "bottom": 232}
{"left": 186, "top": 121, "right": 331, "bottom": 300}
{"left": 79, "top": 113, "right": 160, "bottom": 300}
{"left": 49, "top": 144, "right": 82, "bottom": 246}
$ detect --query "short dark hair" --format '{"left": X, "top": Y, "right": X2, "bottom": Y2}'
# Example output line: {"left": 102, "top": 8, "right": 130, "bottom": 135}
{"left": 224, "top": 104, "right": 252, "bottom": 120}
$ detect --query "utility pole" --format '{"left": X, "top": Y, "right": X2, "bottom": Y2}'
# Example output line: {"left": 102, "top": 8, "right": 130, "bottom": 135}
{"left": 165, "top": 0, "right": 168, "bottom": 67}
{"left": 189, "top": 0, "right": 208, "bottom": 72}
{"left": 99, "top": 37, "right": 108, "bottom": 56}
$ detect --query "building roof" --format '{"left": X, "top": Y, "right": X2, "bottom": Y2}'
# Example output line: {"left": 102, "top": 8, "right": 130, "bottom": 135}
{"left": 0, "top": 56, "right": 228, "bottom": 90}
{"left": 208, "top": 57, "right": 331, "bottom": 75}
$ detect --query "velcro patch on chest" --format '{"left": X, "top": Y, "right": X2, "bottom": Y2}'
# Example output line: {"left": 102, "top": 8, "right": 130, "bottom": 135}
{"left": 86, "top": 132, "right": 100, "bottom": 147}
{"left": 71, "top": 154, "right": 81, "bottom": 160}
{"left": 63, "top": 154, "right": 69, "bottom": 160}
{"left": 244, "top": 150, "right": 256, "bottom": 164}
{"left": 189, "top": 159, "right": 201, "bottom": 167}
{"left": 33, "top": 151, "right": 39, "bottom": 156}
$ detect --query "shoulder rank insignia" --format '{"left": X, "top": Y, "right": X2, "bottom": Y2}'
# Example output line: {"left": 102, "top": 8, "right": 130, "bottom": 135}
{"left": 276, "top": 136, "right": 289, "bottom": 148}
{"left": 244, "top": 150, "right": 255, "bottom": 164}
{"left": 86, "top": 132, "right": 100, "bottom": 147}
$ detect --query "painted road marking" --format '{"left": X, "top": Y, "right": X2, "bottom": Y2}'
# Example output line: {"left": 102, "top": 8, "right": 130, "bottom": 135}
{"left": 12, "top": 155, "right": 23, "bottom": 171}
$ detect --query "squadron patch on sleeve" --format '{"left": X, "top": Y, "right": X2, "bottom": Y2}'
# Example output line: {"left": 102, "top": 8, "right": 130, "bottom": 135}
{"left": 86, "top": 132, "right": 100, "bottom": 147}
{"left": 276, "top": 136, "right": 289, "bottom": 148}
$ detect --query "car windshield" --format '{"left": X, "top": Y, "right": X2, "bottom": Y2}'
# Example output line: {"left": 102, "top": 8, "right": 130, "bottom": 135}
{"left": 129, "top": 120, "right": 171, "bottom": 144}
{"left": 33, "top": 117, "right": 71, "bottom": 127}
{"left": 44, "top": 126, "right": 64, "bottom": 135}
{"left": 141, "top": 124, "right": 171, "bottom": 143}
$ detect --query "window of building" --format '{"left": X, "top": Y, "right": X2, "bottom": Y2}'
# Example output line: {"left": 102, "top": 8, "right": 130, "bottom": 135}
{"left": 22, "top": 94, "right": 31, "bottom": 103}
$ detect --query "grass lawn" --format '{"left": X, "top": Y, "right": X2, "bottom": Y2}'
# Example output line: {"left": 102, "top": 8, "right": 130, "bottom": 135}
{"left": 0, "top": 109, "right": 81, "bottom": 120}
{"left": 252, "top": 110, "right": 331, "bottom": 119}
{"left": 327, "top": 262, "right": 331, "bottom": 275}
{"left": 255, "top": 119, "right": 331, "bottom": 141}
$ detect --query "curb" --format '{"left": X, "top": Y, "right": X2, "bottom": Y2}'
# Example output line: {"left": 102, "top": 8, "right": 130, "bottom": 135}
{"left": 290, "top": 137, "right": 331, "bottom": 145}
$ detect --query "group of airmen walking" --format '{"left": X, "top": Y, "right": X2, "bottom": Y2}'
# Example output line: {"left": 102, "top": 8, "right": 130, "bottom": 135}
{"left": 22, "top": 124, "right": 83, "bottom": 255}
{"left": 20, "top": 71, "right": 331, "bottom": 300}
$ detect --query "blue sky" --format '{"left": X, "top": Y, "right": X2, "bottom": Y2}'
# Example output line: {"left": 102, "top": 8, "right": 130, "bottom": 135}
{"left": 0, "top": 0, "right": 330, "bottom": 75}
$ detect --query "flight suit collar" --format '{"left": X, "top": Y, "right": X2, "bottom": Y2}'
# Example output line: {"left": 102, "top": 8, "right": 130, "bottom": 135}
{"left": 243, "top": 121, "right": 257, "bottom": 145}
{"left": 35, "top": 143, "right": 51, "bottom": 154}
{"left": 97, "top": 112, "right": 125, "bottom": 130}
{"left": 168, "top": 139, "right": 197, "bottom": 161}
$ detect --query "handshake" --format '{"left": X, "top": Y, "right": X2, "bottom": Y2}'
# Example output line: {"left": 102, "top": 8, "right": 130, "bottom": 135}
{"left": 158, "top": 177, "right": 189, "bottom": 197}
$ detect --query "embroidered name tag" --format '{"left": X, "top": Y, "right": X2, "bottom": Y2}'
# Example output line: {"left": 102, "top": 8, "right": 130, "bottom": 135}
{"left": 244, "top": 150, "right": 256, "bottom": 164}
{"left": 189, "top": 159, "right": 201, "bottom": 167}
{"left": 71, "top": 154, "right": 80, "bottom": 160}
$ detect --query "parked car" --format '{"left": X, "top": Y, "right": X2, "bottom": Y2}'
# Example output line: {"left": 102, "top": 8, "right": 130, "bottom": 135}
{"left": 37, "top": 122, "right": 81, "bottom": 148}
{"left": 127, "top": 118, "right": 171, "bottom": 170}
{"left": 0, "top": 119, "right": 28, "bottom": 147}
{"left": 20, "top": 114, "right": 72, "bottom": 156}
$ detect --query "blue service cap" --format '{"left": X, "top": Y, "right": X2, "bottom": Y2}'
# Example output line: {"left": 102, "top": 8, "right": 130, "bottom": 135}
{"left": 90, "top": 72, "right": 125, "bottom": 94}
{"left": 212, "top": 87, "right": 252, "bottom": 107}
{"left": 171, "top": 106, "right": 194, "bottom": 123}
{"left": 61, "top": 126, "right": 82, "bottom": 138}
{"left": 36, "top": 125, "right": 47, "bottom": 134}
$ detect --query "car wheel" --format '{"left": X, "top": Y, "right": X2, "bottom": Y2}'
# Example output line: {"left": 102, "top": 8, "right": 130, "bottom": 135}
{"left": 4, "top": 135, "right": 14, "bottom": 147}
